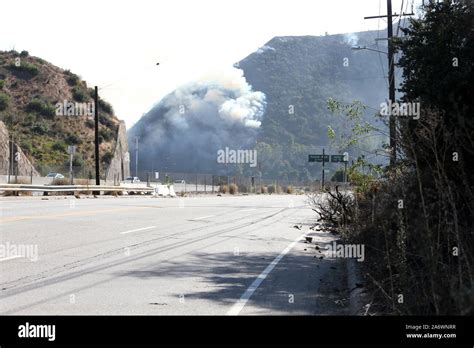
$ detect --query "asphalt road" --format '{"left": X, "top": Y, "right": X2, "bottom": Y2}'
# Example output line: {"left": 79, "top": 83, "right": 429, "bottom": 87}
{"left": 0, "top": 194, "right": 348, "bottom": 315}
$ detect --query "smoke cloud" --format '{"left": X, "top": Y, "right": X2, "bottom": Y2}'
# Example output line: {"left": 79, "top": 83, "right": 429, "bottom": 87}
{"left": 128, "top": 68, "right": 266, "bottom": 173}
{"left": 343, "top": 33, "right": 359, "bottom": 46}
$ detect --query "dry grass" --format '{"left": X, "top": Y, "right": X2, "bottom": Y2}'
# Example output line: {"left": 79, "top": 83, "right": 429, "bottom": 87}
{"left": 260, "top": 186, "right": 268, "bottom": 194}
{"left": 3, "top": 177, "right": 32, "bottom": 196}
{"left": 229, "top": 183, "right": 238, "bottom": 195}
{"left": 267, "top": 184, "right": 282, "bottom": 194}
{"left": 219, "top": 185, "right": 228, "bottom": 194}
{"left": 73, "top": 178, "right": 92, "bottom": 195}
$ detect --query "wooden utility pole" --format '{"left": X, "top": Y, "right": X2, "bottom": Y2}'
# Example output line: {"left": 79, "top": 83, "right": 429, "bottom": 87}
{"left": 387, "top": 0, "right": 396, "bottom": 166}
{"left": 321, "top": 147, "right": 325, "bottom": 190}
{"left": 364, "top": 0, "right": 413, "bottom": 166}
{"left": 94, "top": 86, "right": 100, "bottom": 190}
{"left": 135, "top": 137, "right": 139, "bottom": 178}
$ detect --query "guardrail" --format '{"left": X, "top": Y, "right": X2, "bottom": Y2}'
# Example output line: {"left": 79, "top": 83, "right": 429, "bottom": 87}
{"left": 0, "top": 184, "right": 155, "bottom": 194}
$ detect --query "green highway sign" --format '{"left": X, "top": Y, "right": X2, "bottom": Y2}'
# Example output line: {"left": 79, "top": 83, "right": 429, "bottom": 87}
{"left": 331, "top": 155, "right": 345, "bottom": 162}
{"left": 309, "top": 154, "right": 349, "bottom": 163}
{"left": 308, "top": 154, "right": 329, "bottom": 162}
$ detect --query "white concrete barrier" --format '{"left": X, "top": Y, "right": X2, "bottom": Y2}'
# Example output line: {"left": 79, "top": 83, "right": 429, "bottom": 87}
{"left": 168, "top": 186, "right": 176, "bottom": 197}
{"left": 154, "top": 185, "right": 176, "bottom": 197}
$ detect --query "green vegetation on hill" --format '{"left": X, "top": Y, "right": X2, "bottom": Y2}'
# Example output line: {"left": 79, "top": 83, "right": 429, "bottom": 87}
{"left": 238, "top": 31, "right": 389, "bottom": 180}
{"left": 0, "top": 50, "right": 119, "bottom": 175}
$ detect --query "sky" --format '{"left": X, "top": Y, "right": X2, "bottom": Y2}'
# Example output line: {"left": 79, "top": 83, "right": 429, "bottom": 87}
{"left": 0, "top": 0, "right": 418, "bottom": 128}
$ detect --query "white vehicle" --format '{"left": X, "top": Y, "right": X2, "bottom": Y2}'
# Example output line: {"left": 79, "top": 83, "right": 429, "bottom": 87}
{"left": 125, "top": 176, "right": 141, "bottom": 183}
{"left": 46, "top": 173, "right": 65, "bottom": 179}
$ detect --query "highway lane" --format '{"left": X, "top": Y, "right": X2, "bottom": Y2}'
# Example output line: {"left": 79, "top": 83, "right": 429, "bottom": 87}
{"left": 0, "top": 194, "right": 348, "bottom": 315}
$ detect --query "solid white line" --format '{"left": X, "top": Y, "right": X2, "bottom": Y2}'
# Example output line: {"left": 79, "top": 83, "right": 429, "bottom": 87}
{"left": 192, "top": 215, "right": 215, "bottom": 220}
{"left": 240, "top": 209, "right": 256, "bottom": 213}
{"left": 226, "top": 230, "right": 308, "bottom": 316}
{"left": 120, "top": 226, "right": 156, "bottom": 235}
{"left": 0, "top": 255, "right": 23, "bottom": 262}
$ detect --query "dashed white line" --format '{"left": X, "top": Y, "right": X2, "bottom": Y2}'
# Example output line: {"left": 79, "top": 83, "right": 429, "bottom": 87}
{"left": 120, "top": 226, "right": 156, "bottom": 235}
{"left": 0, "top": 255, "right": 23, "bottom": 262}
{"left": 192, "top": 215, "right": 215, "bottom": 220}
{"left": 226, "top": 230, "right": 308, "bottom": 316}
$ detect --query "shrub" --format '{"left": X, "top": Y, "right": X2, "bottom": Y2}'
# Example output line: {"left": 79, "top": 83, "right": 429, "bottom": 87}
{"left": 3, "top": 178, "right": 32, "bottom": 196}
{"left": 66, "top": 133, "right": 82, "bottom": 145}
{"left": 331, "top": 168, "right": 345, "bottom": 182}
{"left": 267, "top": 184, "right": 282, "bottom": 194}
{"left": 0, "top": 93, "right": 9, "bottom": 111}
{"left": 99, "top": 99, "right": 113, "bottom": 114}
{"left": 72, "top": 86, "right": 86, "bottom": 102}
{"left": 8, "top": 62, "right": 39, "bottom": 78}
{"left": 67, "top": 74, "right": 79, "bottom": 86}
{"left": 52, "top": 141, "right": 66, "bottom": 152}
{"left": 32, "top": 121, "right": 50, "bottom": 135}
{"left": 229, "top": 183, "right": 238, "bottom": 195}
{"left": 19, "top": 50, "right": 29, "bottom": 58}
{"left": 219, "top": 185, "right": 228, "bottom": 194}
{"left": 99, "top": 114, "right": 113, "bottom": 127}
{"left": 72, "top": 153, "right": 85, "bottom": 168}
{"left": 85, "top": 119, "right": 95, "bottom": 129}
{"left": 73, "top": 178, "right": 92, "bottom": 195}
{"left": 0, "top": 80, "right": 4, "bottom": 89}
{"left": 99, "top": 127, "right": 114, "bottom": 141}
{"left": 260, "top": 186, "right": 268, "bottom": 194}
{"left": 26, "top": 99, "right": 55, "bottom": 118}
{"left": 102, "top": 151, "right": 114, "bottom": 164}
{"left": 20, "top": 138, "right": 33, "bottom": 154}
{"left": 51, "top": 177, "right": 69, "bottom": 185}
{"left": 286, "top": 186, "right": 295, "bottom": 194}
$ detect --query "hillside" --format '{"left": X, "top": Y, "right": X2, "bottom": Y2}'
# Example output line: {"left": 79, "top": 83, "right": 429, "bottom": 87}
{"left": 129, "top": 30, "right": 390, "bottom": 181}
{"left": 236, "top": 31, "right": 388, "bottom": 179}
{"left": 0, "top": 50, "right": 121, "bottom": 177}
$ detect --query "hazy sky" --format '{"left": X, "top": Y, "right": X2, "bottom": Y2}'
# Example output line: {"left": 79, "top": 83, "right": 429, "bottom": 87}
{"left": 1, "top": 0, "right": 417, "bottom": 127}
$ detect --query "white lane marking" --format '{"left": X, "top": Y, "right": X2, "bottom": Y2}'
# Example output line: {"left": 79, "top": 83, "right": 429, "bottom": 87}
{"left": 227, "top": 230, "right": 308, "bottom": 316}
{"left": 120, "top": 226, "right": 156, "bottom": 235}
{"left": 0, "top": 255, "right": 23, "bottom": 262}
{"left": 192, "top": 215, "right": 215, "bottom": 220}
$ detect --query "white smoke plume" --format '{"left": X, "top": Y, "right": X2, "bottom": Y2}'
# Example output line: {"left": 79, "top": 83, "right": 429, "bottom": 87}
{"left": 129, "top": 68, "right": 266, "bottom": 173}
{"left": 343, "top": 33, "right": 359, "bottom": 46}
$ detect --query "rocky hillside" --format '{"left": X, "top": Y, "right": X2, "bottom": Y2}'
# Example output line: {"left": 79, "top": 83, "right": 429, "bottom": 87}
{"left": 0, "top": 50, "right": 121, "bottom": 177}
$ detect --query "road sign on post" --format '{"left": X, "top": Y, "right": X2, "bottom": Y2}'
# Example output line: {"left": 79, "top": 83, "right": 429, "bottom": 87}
{"left": 331, "top": 155, "right": 344, "bottom": 162}
{"left": 308, "top": 154, "right": 329, "bottom": 162}
{"left": 67, "top": 145, "right": 76, "bottom": 155}
{"left": 343, "top": 152, "right": 349, "bottom": 185}
{"left": 68, "top": 145, "right": 76, "bottom": 185}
